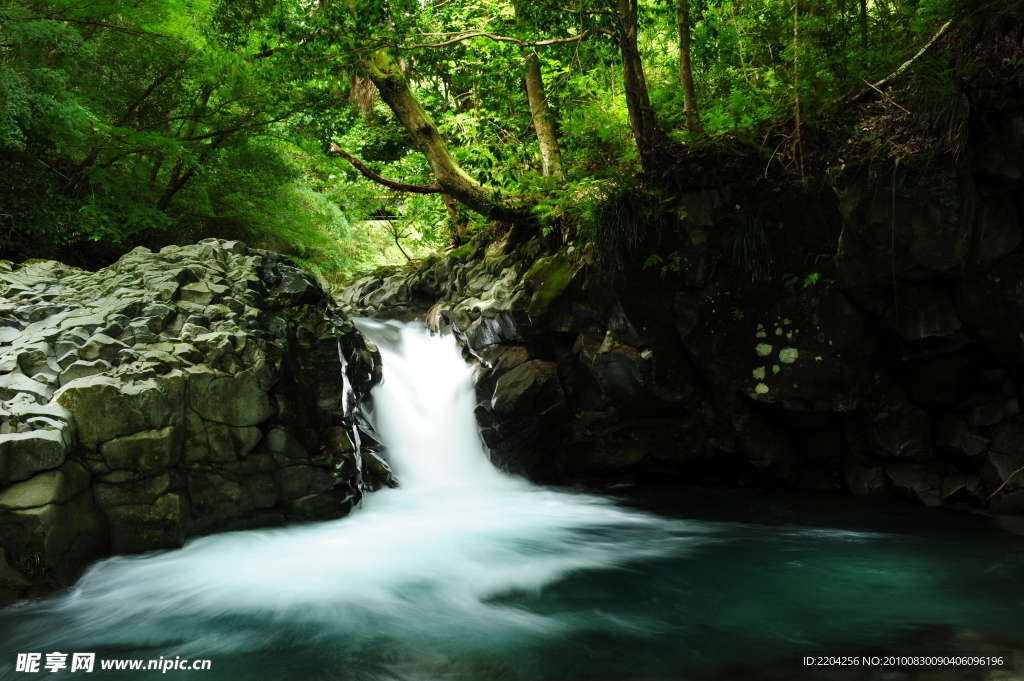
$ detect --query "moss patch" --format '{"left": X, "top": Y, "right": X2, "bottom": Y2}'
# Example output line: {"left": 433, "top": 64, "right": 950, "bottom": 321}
{"left": 448, "top": 239, "right": 478, "bottom": 262}
{"left": 522, "top": 248, "right": 584, "bottom": 317}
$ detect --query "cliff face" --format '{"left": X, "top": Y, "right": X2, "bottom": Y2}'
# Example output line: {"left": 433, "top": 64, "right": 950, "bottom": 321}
{"left": 340, "top": 111, "right": 1024, "bottom": 516}
{"left": 0, "top": 239, "right": 391, "bottom": 604}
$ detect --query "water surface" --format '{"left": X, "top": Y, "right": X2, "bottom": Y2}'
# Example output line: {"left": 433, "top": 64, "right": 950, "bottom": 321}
{"left": 1, "top": 321, "right": 1021, "bottom": 680}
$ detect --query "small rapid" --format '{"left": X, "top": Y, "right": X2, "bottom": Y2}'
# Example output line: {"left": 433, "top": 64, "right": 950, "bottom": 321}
{"left": 1, "top": 321, "right": 1022, "bottom": 680}
{"left": 0, "top": 322, "right": 704, "bottom": 678}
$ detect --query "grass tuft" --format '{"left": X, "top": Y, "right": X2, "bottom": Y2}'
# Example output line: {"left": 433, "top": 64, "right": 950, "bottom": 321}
{"left": 722, "top": 206, "right": 773, "bottom": 281}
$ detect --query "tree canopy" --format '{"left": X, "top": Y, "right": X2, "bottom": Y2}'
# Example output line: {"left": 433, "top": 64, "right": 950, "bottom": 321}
{"left": 1, "top": 0, "right": 1012, "bottom": 280}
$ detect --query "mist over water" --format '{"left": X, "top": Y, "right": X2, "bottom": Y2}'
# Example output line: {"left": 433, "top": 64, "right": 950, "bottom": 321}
{"left": 355, "top": 319, "right": 511, "bottom": 490}
{"left": 1, "top": 321, "right": 1022, "bottom": 680}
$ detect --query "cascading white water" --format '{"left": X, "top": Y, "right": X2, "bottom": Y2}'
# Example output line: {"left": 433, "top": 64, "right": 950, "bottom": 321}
{"left": 5, "top": 321, "right": 1019, "bottom": 680}
{"left": 355, "top": 319, "right": 511, "bottom": 490}
{"left": 0, "top": 320, "right": 697, "bottom": 678}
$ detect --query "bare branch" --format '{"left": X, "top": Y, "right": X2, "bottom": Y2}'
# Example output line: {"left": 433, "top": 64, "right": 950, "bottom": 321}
{"left": 871, "top": 20, "right": 952, "bottom": 92}
{"left": 848, "top": 19, "right": 952, "bottom": 104}
{"left": 861, "top": 78, "right": 911, "bottom": 114}
{"left": 987, "top": 465, "right": 1024, "bottom": 501}
{"left": 329, "top": 142, "right": 442, "bottom": 194}
{"left": 396, "top": 30, "right": 593, "bottom": 50}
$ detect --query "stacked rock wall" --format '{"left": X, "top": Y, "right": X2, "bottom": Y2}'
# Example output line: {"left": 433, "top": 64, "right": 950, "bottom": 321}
{"left": 0, "top": 240, "right": 389, "bottom": 604}
{"left": 340, "top": 113, "right": 1024, "bottom": 517}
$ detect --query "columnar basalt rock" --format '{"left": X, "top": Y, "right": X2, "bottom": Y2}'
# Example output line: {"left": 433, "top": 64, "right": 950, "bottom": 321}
{"left": 0, "top": 240, "right": 390, "bottom": 605}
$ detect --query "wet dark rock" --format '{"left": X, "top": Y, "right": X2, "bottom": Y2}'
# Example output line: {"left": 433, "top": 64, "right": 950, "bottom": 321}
{"left": 883, "top": 284, "right": 961, "bottom": 340}
{"left": 339, "top": 110, "right": 1024, "bottom": 515}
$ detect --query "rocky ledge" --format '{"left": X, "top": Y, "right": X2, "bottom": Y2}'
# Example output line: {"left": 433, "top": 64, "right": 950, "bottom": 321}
{"left": 339, "top": 114, "right": 1024, "bottom": 519}
{"left": 0, "top": 239, "right": 390, "bottom": 605}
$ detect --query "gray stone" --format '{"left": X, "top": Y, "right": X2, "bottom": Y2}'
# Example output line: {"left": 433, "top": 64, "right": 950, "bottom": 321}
{"left": 884, "top": 285, "right": 961, "bottom": 340}
{"left": 79, "top": 334, "right": 128, "bottom": 362}
{"left": 55, "top": 373, "right": 185, "bottom": 450}
{"left": 243, "top": 472, "right": 278, "bottom": 509}
{"left": 59, "top": 359, "right": 112, "bottom": 387}
{"left": 0, "top": 547, "right": 31, "bottom": 590}
{"left": 973, "top": 194, "right": 1021, "bottom": 267}
{"left": 941, "top": 474, "right": 983, "bottom": 504}
{"left": 0, "top": 371, "right": 54, "bottom": 404}
{"left": 990, "top": 422, "right": 1024, "bottom": 460}
{"left": 867, "top": 388, "right": 931, "bottom": 459}
{"left": 491, "top": 360, "right": 565, "bottom": 416}
{"left": 886, "top": 464, "right": 943, "bottom": 507}
{"left": 935, "top": 417, "right": 989, "bottom": 457}
{"left": 103, "top": 492, "right": 189, "bottom": 554}
{"left": 92, "top": 471, "right": 180, "bottom": 507}
{"left": 186, "top": 364, "right": 274, "bottom": 427}
{"left": 180, "top": 282, "right": 216, "bottom": 306}
{"left": 0, "top": 461, "right": 90, "bottom": 510}
{"left": 0, "top": 240, "right": 380, "bottom": 598}
{"left": 0, "top": 429, "right": 70, "bottom": 486}
{"left": 844, "top": 465, "right": 888, "bottom": 498}
{"left": 0, "top": 491, "right": 104, "bottom": 568}
{"left": 276, "top": 466, "right": 333, "bottom": 500}
{"left": 270, "top": 270, "right": 320, "bottom": 308}
{"left": 99, "top": 427, "right": 184, "bottom": 476}
{"left": 266, "top": 427, "right": 307, "bottom": 459}
{"left": 362, "top": 451, "right": 392, "bottom": 477}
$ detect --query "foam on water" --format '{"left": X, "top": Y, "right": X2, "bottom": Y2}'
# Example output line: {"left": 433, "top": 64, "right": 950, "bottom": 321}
{"left": 2, "top": 321, "right": 1021, "bottom": 680}
{"left": 0, "top": 321, "right": 703, "bottom": 668}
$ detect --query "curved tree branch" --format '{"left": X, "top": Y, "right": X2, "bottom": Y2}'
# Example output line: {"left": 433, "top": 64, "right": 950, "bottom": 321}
{"left": 396, "top": 30, "right": 592, "bottom": 50}
{"left": 847, "top": 19, "right": 952, "bottom": 104}
{"left": 329, "top": 143, "right": 442, "bottom": 194}
{"left": 361, "top": 48, "right": 532, "bottom": 222}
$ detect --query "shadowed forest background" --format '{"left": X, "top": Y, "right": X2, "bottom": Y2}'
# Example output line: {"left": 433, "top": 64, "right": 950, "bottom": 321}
{"left": 1, "top": 0, "right": 1020, "bottom": 285}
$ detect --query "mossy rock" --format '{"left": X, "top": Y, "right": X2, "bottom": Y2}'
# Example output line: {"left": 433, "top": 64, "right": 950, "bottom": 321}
{"left": 522, "top": 248, "right": 583, "bottom": 317}
{"left": 448, "top": 240, "right": 477, "bottom": 262}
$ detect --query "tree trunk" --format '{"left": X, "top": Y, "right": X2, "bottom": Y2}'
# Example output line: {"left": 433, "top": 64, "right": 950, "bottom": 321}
{"left": 676, "top": 0, "right": 703, "bottom": 138}
{"left": 515, "top": 0, "right": 565, "bottom": 179}
{"left": 364, "top": 48, "right": 529, "bottom": 223}
{"left": 524, "top": 53, "right": 565, "bottom": 179}
{"left": 616, "top": 0, "right": 668, "bottom": 172}
{"left": 859, "top": 0, "right": 868, "bottom": 49}
{"left": 793, "top": 1, "right": 805, "bottom": 183}
{"left": 442, "top": 194, "right": 469, "bottom": 244}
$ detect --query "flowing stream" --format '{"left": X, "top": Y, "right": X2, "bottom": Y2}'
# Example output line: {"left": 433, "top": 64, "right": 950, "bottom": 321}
{"left": 1, "top": 320, "right": 1023, "bottom": 680}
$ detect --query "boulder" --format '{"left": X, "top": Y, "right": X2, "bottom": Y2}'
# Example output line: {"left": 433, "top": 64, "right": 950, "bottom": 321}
{"left": 866, "top": 387, "right": 931, "bottom": 460}
{"left": 0, "top": 429, "right": 71, "bottom": 486}
{"left": 0, "top": 461, "right": 90, "bottom": 510}
{"left": 972, "top": 194, "right": 1021, "bottom": 267}
{"left": 834, "top": 160, "right": 975, "bottom": 288}
{"left": 934, "top": 417, "right": 989, "bottom": 457}
{"left": 883, "top": 284, "right": 961, "bottom": 340}
{"left": 491, "top": 360, "right": 565, "bottom": 417}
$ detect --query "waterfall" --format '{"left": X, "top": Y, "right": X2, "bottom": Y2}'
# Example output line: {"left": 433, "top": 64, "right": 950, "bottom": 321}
{"left": 2, "top": 320, "right": 1021, "bottom": 680}
{"left": 0, "top": 320, "right": 690, "bottom": 679}
{"left": 354, "top": 319, "right": 511, "bottom": 490}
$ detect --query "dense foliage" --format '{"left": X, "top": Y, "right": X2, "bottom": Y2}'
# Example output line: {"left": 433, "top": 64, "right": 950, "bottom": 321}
{"left": 1, "top": 0, "right": 1010, "bottom": 277}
